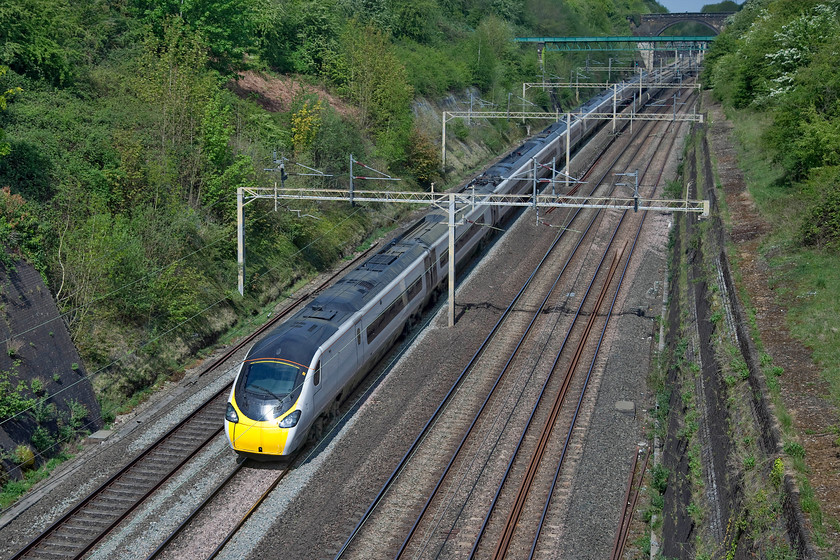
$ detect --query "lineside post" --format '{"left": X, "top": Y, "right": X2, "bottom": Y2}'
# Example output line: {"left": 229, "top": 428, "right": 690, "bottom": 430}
{"left": 350, "top": 154, "right": 355, "bottom": 206}
{"left": 448, "top": 193, "right": 456, "bottom": 327}
{"left": 237, "top": 187, "right": 245, "bottom": 296}
{"left": 441, "top": 113, "right": 447, "bottom": 171}
{"left": 566, "top": 112, "right": 571, "bottom": 178}
{"left": 639, "top": 67, "right": 642, "bottom": 98}
{"left": 532, "top": 157, "right": 539, "bottom": 224}
{"left": 613, "top": 84, "right": 617, "bottom": 133}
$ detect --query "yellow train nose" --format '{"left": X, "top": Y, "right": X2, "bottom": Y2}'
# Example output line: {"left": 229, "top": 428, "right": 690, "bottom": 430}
{"left": 228, "top": 418, "right": 289, "bottom": 455}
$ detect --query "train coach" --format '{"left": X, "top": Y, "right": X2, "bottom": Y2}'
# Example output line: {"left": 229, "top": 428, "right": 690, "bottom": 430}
{"left": 224, "top": 67, "right": 676, "bottom": 458}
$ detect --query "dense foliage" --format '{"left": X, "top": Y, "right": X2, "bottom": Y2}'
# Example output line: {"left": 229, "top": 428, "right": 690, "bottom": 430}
{"left": 0, "top": 0, "right": 663, "bottom": 444}
{"left": 704, "top": 0, "right": 840, "bottom": 249}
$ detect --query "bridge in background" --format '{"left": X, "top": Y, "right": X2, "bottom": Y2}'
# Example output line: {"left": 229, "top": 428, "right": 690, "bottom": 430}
{"left": 631, "top": 12, "right": 735, "bottom": 37}
{"left": 516, "top": 12, "right": 733, "bottom": 68}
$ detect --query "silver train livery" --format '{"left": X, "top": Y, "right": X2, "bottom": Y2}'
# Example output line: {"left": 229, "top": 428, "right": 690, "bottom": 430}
{"left": 225, "top": 67, "right": 677, "bottom": 457}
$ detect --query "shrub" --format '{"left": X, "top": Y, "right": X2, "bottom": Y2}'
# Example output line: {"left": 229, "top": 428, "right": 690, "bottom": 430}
{"left": 771, "top": 457, "right": 785, "bottom": 487}
{"left": 66, "top": 399, "right": 89, "bottom": 431}
{"left": 0, "top": 367, "right": 36, "bottom": 418}
{"left": 651, "top": 463, "right": 669, "bottom": 494}
{"left": 801, "top": 181, "right": 840, "bottom": 251}
{"left": 29, "top": 378, "right": 44, "bottom": 394}
{"left": 452, "top": 118, "right": 469, "bottom": 141}
{"left": 12, "top": 445, "right": 35, "bottom": 470}
{"left": 31, "top": 426, "right": 55, "bottom": 452}
{"left": 783, "top": 441, "right": 805, "bottom": 458}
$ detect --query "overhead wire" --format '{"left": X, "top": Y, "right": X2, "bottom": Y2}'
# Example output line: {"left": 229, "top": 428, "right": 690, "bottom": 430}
{"left": 0, "top": 197, "right": 372, "bottom": 429}
{"left": 0, "top": 188, "right": 421, "bottom": 494}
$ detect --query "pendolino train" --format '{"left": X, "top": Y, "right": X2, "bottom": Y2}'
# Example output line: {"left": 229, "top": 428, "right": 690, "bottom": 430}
{"left": 225, "top": 67, "right": 678, "bottom": 458}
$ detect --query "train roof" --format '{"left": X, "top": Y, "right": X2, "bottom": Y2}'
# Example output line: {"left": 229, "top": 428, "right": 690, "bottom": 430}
{"left": 251, "top": 223, "right": 434, "bottom": 359}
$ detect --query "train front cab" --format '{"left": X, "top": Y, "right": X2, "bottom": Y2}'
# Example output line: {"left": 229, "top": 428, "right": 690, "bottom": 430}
{"left": 226, "top": 397, "right": 297, "bottom": 457}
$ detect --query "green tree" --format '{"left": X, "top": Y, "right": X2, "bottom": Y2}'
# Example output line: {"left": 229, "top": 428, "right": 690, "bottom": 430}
{"left": 392, "top": 0, "right": 440, "bottom": 42}
{"left": 0, "top": 0, "right": 81, "bottom": 85}
{"left": 405, "top": 128, "right": 440, "bottom": 188}
{"left": 339, "top": 0, "right": 394, "bottom": 30}
{"left": 255, "top": 0, "right": 342, "bottom": 76}
{"left": 0, "top": 66, "right": 21, "bottom": 158}
{"left": 134, "top": 19, "right": 215, "bottom": 206}
{"left": 341, "top": 21, "right": 413, "bottom": 141}
{"left": 131, "top": 0, "right": 257, "bottom": 72}
{"left": 701, "top": 1, "right": 741, "bottom": 13}
{"left": 469, "top": 16, "right": 514, "bottom": 91}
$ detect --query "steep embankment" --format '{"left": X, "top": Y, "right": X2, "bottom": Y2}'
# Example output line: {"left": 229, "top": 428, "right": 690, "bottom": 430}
{"left": 0, "top": 259, "right": 102, "bottom": 484}
{"left": 656, "top": 95, "right": 834, "bottom": 558}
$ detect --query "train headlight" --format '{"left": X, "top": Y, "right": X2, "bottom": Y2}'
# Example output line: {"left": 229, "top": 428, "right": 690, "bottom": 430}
{"left": 225, "top": 402, "right": 239, "bottom": 423}
{"left": 278, "top": 410, "right": 301, "bottom": 428}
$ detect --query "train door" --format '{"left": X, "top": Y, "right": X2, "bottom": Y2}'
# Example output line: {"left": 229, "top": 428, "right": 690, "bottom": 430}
{"left": 424, "top": 250, "right": 437, "bottom": 291}
{"left": 312, "top": 360, "right": 322, "bottom": 397}
{"left": 322, "top": 322, "right": 361, "bottom": 402}
{"left": 354, "top": 318, "right": 363, "bottom": 367}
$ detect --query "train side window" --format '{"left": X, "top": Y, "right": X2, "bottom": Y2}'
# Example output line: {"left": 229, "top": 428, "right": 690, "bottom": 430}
{"left": 407, "top": 277, "right": 422, "bottom": 301}
{"left": 357, "top": 327, "right": 361, "bottom": 345}
{"left": 366, "top": 293, "right": 405, "bottom": 343}
{"left": 313, "top": 361, "right": 321, "bottom": 386}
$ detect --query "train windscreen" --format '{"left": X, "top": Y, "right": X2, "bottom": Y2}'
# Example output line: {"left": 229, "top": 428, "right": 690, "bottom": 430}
{"left": 242, "top": 359, "right": 301, "bottom": 398}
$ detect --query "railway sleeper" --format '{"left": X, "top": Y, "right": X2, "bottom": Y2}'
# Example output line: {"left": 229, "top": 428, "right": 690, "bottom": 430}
{"left": 163, "top": 434, "right": 199, "bottom": 447}
{"left": 29, "top": 546, "right": 81, "bottom": 559}
{"left": 64, "top": 513, "right": 112, "bottom": 527}
{"left": 190, "top": 420, "right": 221, "bottom": 431}
{"left": 82, "top": 500, "right": 132, "bottom": 514}
{"left": 55, "top": 520, "right": 106, "bottom": 533}
{"left": 147, "top": 446, "right": 185, "bottom": 459}
{"left": 39, "top": 538, "right": 87, "bottom": 551}
{"left": 102, "top": 487, "right": 143, "bottom": 498}
{"left": 50, "top": 527, "right": 100, "bottom": 542}
{"left": 141, "top": 456, "right": 179, "bottom": 468}
{"left": 117, "top": 472, "right": 165, "bottom": 484}
{"left": 73, "top": 508, "right": 114, "bottom": 520}
{"left": 108, "top": 481, "right": 147, "bottom": 494}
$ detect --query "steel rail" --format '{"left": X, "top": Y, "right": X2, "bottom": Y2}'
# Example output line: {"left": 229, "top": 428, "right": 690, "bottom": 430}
{"left": 10, "top": 243, "right": 379, "bottom": 560}
{"left": 474, "top": 85, "right": 686, "bottom": 556}
{"left": 380, "top": 91, "right": 657, "bottom": 559}
{"left": 336, "top": 77, "right": 688, "bottom": 559}
{"left": 144, "top": 461, "right": 247, "bottom": 560}
{"left": 611, "top": 445, "right": 651, "bottom": 560}
{"left": 494, "top": 241, "right": 626, "bottom": 559}
{"left": 395, "top": 188, "right": 611, "bottom": 560}
{"left": 333, "top": 141, "right": 617, "bottom": 559}
{"left": 468, "top": 84, "right": 696, "bottom": 557}
{"left": 206, "top": 458, "right": 297, "bottom": 560}
{"left": 529, "top": 84, "right": 694, "bottom": 559}
{"left": 471, "top": 172, "right": 635, "bottom": 557}
{"left": 332, "top": 204, "right": 572, "bottom": 560}
{"left": 9, "top": 394, "right": 227, "bottom": 560}
{"left": 401, "top": 120, "right": 649, "bottom": 558}
{"left": 393, "top": 107, "right": 652, "bottom": 559}
{"left": 611, "top": 445, "right": 642, "bottom": 559}
{"left": 526, "top": 86, "right": 697, "bottom": 558}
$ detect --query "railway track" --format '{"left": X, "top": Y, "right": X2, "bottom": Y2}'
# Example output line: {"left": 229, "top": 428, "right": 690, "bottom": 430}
{"left": 335, "top": 83, "right": 696, "bottom": 559}
{"left": 144, "top": 456, "right": 296, "bottom": 560}
{"left": 479, "top": 90, "right": 693, "bottom": 560}
{"left": 9, "top": 244, "right": 378, "bottom": 560}
{"left": 610, "top": 444, "right": 651, "bottom": 560}
{"left": 7, "top": 78, "right": 697, "bottom": 560}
